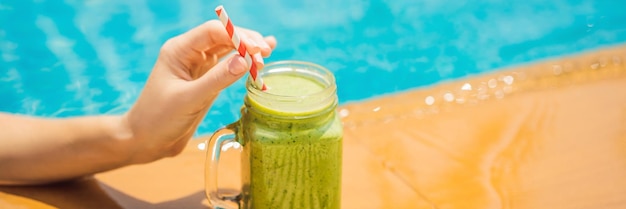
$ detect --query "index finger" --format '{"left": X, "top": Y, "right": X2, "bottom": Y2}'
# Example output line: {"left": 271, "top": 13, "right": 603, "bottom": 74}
{"left": 173, "top": 20, "right": 272, "bottom": 58}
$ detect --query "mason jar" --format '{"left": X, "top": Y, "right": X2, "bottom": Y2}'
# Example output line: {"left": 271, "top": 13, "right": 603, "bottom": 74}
{"left": 205, "top": 61, "right": 343, "bottom": 209}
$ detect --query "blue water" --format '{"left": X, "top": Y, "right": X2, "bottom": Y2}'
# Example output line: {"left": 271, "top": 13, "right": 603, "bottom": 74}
{"left": 1, "top": 0, "right": 626, "bottom": 134}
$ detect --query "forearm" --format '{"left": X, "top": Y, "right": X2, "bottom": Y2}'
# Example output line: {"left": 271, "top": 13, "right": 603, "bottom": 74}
{"left": 0, "top": 113, "right": 134, "bottom": 185}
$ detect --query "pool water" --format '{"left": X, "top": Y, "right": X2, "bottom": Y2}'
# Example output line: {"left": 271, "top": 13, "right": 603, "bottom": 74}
{"left": 1, "top": 0, "right": 626, "bottom": 134}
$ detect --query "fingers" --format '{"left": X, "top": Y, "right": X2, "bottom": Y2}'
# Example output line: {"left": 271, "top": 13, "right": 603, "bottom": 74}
{"left": 239, "top": 33, "right": 274, "bottom": 70}
{"left": 264, "top": 36, "right": 278, "bottom": 53}
{"left": 170, "top": 20, "right": 275, "bottom": 54}
{"left": 174, "top": 20, "right": 230, "bottom": 53}
{"left": 191, "top": 54, "right": 248, "bottom": 95}
{"left": 240, "top": 35, "right": 262, "bottom": 56}
{"left": 228, "top": 55, "right": 248, "bottom": 76}
{"left": 253, "top": 53, "right": 265, "bottom": 69}
{"left": 238, "top": 28, "right": 276, "bottom": 57}
{"left": 239, "top": 31, "right": 268, "bottom": 56}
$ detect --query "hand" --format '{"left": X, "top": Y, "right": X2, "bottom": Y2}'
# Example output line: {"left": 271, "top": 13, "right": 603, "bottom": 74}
{"left": 122, "top": 20, "right": 277, "bottom": 164}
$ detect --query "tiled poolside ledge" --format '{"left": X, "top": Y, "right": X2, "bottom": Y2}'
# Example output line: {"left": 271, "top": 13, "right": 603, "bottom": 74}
{"left": 1, "top": 45, "right": 626, "bottom": 208}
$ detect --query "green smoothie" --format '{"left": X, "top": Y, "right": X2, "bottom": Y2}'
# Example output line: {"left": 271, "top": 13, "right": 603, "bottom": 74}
{"left": 239, "top": 72, "right": 343, "bottom": 209}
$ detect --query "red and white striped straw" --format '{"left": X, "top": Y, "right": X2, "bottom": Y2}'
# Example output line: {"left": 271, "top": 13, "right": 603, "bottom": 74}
{"left": 215, "top": 5, "right": 267, "bottom": 91}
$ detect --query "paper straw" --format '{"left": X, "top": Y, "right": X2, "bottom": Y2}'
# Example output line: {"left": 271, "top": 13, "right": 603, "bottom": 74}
{"left": 215, "top": 5, "right": 267, "bottom": 91}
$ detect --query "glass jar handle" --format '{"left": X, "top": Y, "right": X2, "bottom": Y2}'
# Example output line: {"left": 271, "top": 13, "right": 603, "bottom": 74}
{"left": 205, "top": 124, "right": 241, "bottom": 209}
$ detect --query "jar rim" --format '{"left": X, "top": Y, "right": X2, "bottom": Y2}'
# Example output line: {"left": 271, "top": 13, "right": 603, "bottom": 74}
{"left": 244, "top": 60, "right": 338, "bottom": 116}
{"left": 246, "top": 60, "right": 336, "bottom": 99}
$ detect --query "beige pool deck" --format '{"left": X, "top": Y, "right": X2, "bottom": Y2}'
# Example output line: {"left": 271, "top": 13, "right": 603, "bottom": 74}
{"left": 1, "top": 45, "right": 626, "bottom": 209}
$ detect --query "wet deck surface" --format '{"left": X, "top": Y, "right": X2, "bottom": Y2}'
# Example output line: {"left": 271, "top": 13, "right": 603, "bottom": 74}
{"left": 1, "top": 45, "right": 626, "bottom": 208}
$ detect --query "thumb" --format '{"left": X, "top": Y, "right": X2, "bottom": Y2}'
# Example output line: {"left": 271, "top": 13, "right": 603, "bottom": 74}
{"left": 193, "top": 54, "right": 247, "bottom": 95}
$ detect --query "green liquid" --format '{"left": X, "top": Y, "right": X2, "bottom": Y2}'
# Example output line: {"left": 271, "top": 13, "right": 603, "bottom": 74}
{"left": 264, "top": 73, "right": 326, "bottom": 96}
{"left": 240, "top": 73, "right": 343, "bottom": 209}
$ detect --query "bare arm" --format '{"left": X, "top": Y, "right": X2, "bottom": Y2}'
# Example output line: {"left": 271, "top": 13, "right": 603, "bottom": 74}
{"left": 0, "top": 20, "right": 276, "bottom": 185}
{"left": 0, "top": 114, "right": 132, "bottom": 185}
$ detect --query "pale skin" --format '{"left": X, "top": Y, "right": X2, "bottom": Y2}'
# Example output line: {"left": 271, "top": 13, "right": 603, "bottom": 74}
{"left": 0, "top": 20, "right": 277, "bottom": 185}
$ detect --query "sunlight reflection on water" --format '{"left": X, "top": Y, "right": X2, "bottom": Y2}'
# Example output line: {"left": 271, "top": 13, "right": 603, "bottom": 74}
{"left": 0, "top": 0, "right": 625, "bottom": 135}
